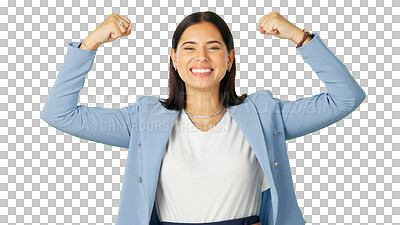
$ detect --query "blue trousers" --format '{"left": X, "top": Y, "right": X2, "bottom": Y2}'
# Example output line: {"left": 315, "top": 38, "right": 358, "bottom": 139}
{"left": 159, "top": 215, "right": 260, "bottom": 225}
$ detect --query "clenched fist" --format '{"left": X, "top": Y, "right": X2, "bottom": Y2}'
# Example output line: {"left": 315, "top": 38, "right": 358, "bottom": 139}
{"left": 257, "top": 11, "right": 303, "bottom": 42}
{"left": 80, "top": 13, "right": 133, "bottom": 51}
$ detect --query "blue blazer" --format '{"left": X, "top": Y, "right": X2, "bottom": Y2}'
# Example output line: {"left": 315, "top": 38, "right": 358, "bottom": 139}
{"left": 41, "top": 32, "right": 366, "bottom": 225}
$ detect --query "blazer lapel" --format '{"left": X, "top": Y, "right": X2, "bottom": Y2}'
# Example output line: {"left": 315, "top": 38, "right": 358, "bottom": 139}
{"left": 226, "top": 99, "right": 278, "bottom": 204}
{"left": 144, "top": 103, "right": 180, "bottom": 211}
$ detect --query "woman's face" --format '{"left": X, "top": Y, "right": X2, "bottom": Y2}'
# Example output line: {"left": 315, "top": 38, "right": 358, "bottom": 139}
{"left": 171, "top": 22, "right": 235, "bottom": 93}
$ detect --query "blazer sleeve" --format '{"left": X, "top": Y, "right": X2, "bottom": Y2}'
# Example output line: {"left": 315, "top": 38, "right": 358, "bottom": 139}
{"left": 41, "top": 41, "right": 142, "bottom": 149}
{"left": 271, "top": 32, "right": 366, "bottom": 141}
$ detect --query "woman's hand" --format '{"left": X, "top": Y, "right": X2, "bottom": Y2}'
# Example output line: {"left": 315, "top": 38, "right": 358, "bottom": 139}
{"left": 257, "top": 11, "right": 303, "bottom": 42}
{"left": 81, "top": 13, "right": 133, "bottom": 50}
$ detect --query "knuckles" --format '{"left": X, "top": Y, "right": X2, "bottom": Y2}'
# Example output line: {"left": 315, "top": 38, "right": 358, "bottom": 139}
{"left": 108, "top": 13, "right": 132, "bottom": 26}
{"left": 259, "top": 11, "right": 280, "bottom": 23}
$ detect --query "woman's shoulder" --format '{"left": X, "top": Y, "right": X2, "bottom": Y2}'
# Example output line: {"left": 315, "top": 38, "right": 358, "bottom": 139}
{"left": 250, "top": 89, "right": 273, "bottom": 97}
{"left": 244, "top": 89, "right": 278, "bottom": 110}
{"left": 135, "top": 95, "right": 166, "bottom": 112}
{"left": 137, "top": 95, "right": 157, "bottom": 102}
{"left": 247, "top": 89, "right": 274, "bottom": 101}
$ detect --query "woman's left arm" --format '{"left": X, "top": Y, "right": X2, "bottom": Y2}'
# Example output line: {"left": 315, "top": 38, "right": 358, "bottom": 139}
{"left": 258, "top": 12, "right": 366, "bottom": 140}
{"left": 272, "top": 31, "right": 366, "bottom": 140}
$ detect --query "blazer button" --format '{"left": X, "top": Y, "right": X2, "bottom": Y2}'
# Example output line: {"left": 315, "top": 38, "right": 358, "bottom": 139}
{"left": 136, "top": 177, "right": 142, "bottom": 183}
{"left": 273, "top": 130, "right": 278, "bottom": 135}
{"left": 274, "top": 161, "right": 278, "bottom": 168}
{"left": 137, "top": 142, "right": 141, "bottom": 147}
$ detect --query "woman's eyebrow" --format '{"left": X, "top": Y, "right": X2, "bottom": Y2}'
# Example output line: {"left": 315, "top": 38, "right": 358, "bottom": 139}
{"left": 180, "top": 40, "right": 223, "bottom": 47}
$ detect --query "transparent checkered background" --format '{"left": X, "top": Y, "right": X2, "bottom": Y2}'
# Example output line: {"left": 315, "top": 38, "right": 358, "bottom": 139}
{"left": 0, "top": 0, "right": 399, "bottom": 224}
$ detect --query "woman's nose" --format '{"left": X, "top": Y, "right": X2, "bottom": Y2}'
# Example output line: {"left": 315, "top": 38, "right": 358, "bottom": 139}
{"left": 196, "top": 48, "right": 209, "bottom": 61}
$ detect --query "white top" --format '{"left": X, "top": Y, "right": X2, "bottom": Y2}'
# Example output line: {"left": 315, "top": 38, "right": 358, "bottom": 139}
{"left": 155, "top": 108, "right": 270, "bottom": 223}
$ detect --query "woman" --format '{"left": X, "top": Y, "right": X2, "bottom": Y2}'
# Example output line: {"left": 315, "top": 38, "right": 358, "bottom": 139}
{"left": 41, "top": 11, "right": 366, "bottom": 225}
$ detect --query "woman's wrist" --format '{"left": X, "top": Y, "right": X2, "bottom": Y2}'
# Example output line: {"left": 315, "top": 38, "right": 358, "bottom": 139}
{"left": 79, "top": 36, "right": 102, "bottom": 51}
{"left": 291, "top": 28, "right": 312, "bottom": 46}
{"left": 299, "top": 36, "right": 312, "bottom": 46}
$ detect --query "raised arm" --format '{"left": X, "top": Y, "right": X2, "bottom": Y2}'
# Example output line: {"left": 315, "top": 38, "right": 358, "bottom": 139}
{"left": 274, "top": 31, "right": 366, "bottom": 140}
{"left": 41, "top": 14, "right": 138, "bottom": 148}
{"left": 258, "top": 12, "right": 366, "bottom": 140}
{"left": 41, "top": 41, "right": 144, "bottom": 148}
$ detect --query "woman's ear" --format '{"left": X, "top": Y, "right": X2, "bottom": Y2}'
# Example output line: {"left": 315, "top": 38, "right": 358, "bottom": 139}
{"left": 228, "top": 49, "right": 235, "bottom": 69}
{"left": 229, "top": 49, "right": 235, "bottom": 65}
{"left": 170, "top": 48, "right": 177, "bottom": 68}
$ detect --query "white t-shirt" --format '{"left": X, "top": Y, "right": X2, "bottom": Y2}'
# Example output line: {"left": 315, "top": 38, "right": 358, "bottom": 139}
{"left": 155, "top": 108, "right": 270, "bottom": 223}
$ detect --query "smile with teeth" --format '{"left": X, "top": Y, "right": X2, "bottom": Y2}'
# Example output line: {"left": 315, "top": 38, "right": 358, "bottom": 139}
{"left": 191, "top": 68, "right": 214, "bottom": 74}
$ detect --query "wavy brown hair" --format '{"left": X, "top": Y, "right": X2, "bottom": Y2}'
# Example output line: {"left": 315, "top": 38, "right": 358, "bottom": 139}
{"left": 159, "top": 11, "right": 247, "bottom": 110}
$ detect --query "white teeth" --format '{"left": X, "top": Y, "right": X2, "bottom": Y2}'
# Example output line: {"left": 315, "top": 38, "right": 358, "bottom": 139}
{"left": 191, "top": 69, "right": 212, "bottom": 73}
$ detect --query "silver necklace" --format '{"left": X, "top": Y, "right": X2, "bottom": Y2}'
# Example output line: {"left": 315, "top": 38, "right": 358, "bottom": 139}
{"left": 184, "top": 105, "right": 225, "bottom": 118}
{"left": 185, "top": 109, "right": 227, "bottom": 128}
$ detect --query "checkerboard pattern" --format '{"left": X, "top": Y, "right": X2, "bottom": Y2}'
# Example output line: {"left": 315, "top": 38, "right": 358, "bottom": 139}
{"left": 1, "top": 0, "right": 398, "bottom": 225}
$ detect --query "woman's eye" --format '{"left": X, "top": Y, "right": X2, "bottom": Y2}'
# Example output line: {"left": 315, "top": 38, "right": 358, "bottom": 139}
{"left": 184, "top": 47, "right": 219, "bottom": 50}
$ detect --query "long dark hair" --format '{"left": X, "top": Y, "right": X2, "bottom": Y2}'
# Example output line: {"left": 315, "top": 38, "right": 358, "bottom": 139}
{"left": 159, "top": 11, "right": 247, "bottom": 111}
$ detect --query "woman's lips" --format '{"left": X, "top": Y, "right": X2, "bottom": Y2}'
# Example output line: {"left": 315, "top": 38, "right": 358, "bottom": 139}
{"left": 190, "top": 69, "right": 214, "bottom": 76}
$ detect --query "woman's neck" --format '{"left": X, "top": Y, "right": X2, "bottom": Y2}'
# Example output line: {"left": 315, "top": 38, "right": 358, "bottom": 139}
{"left": 185, "top": 88, "right": 223, "bottom": 116}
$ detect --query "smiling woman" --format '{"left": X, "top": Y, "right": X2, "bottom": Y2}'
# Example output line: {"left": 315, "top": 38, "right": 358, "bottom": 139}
{"left": 42, "top": 10, "right": 366, "bottom": 225}
{"left": 162, "top": 13, "right": 247, "bottom": 134}
{"left": 156, "top": 13, "right": 266, "bottom": 225}
{"left": 170, "top": 21, "right": 236, "bottom": 131}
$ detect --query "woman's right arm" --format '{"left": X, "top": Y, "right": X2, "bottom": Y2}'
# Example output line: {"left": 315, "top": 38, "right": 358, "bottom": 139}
{"left": 41, "top": 14, "right": 136, "bottom": 148}
{"left": 41, "top": 41, "right": 142, "bottom": 148}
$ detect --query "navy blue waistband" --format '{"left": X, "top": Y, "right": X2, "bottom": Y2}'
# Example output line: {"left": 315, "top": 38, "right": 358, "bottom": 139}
{"left": 159, "top": 215, "right": 260, "bottom": 225}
